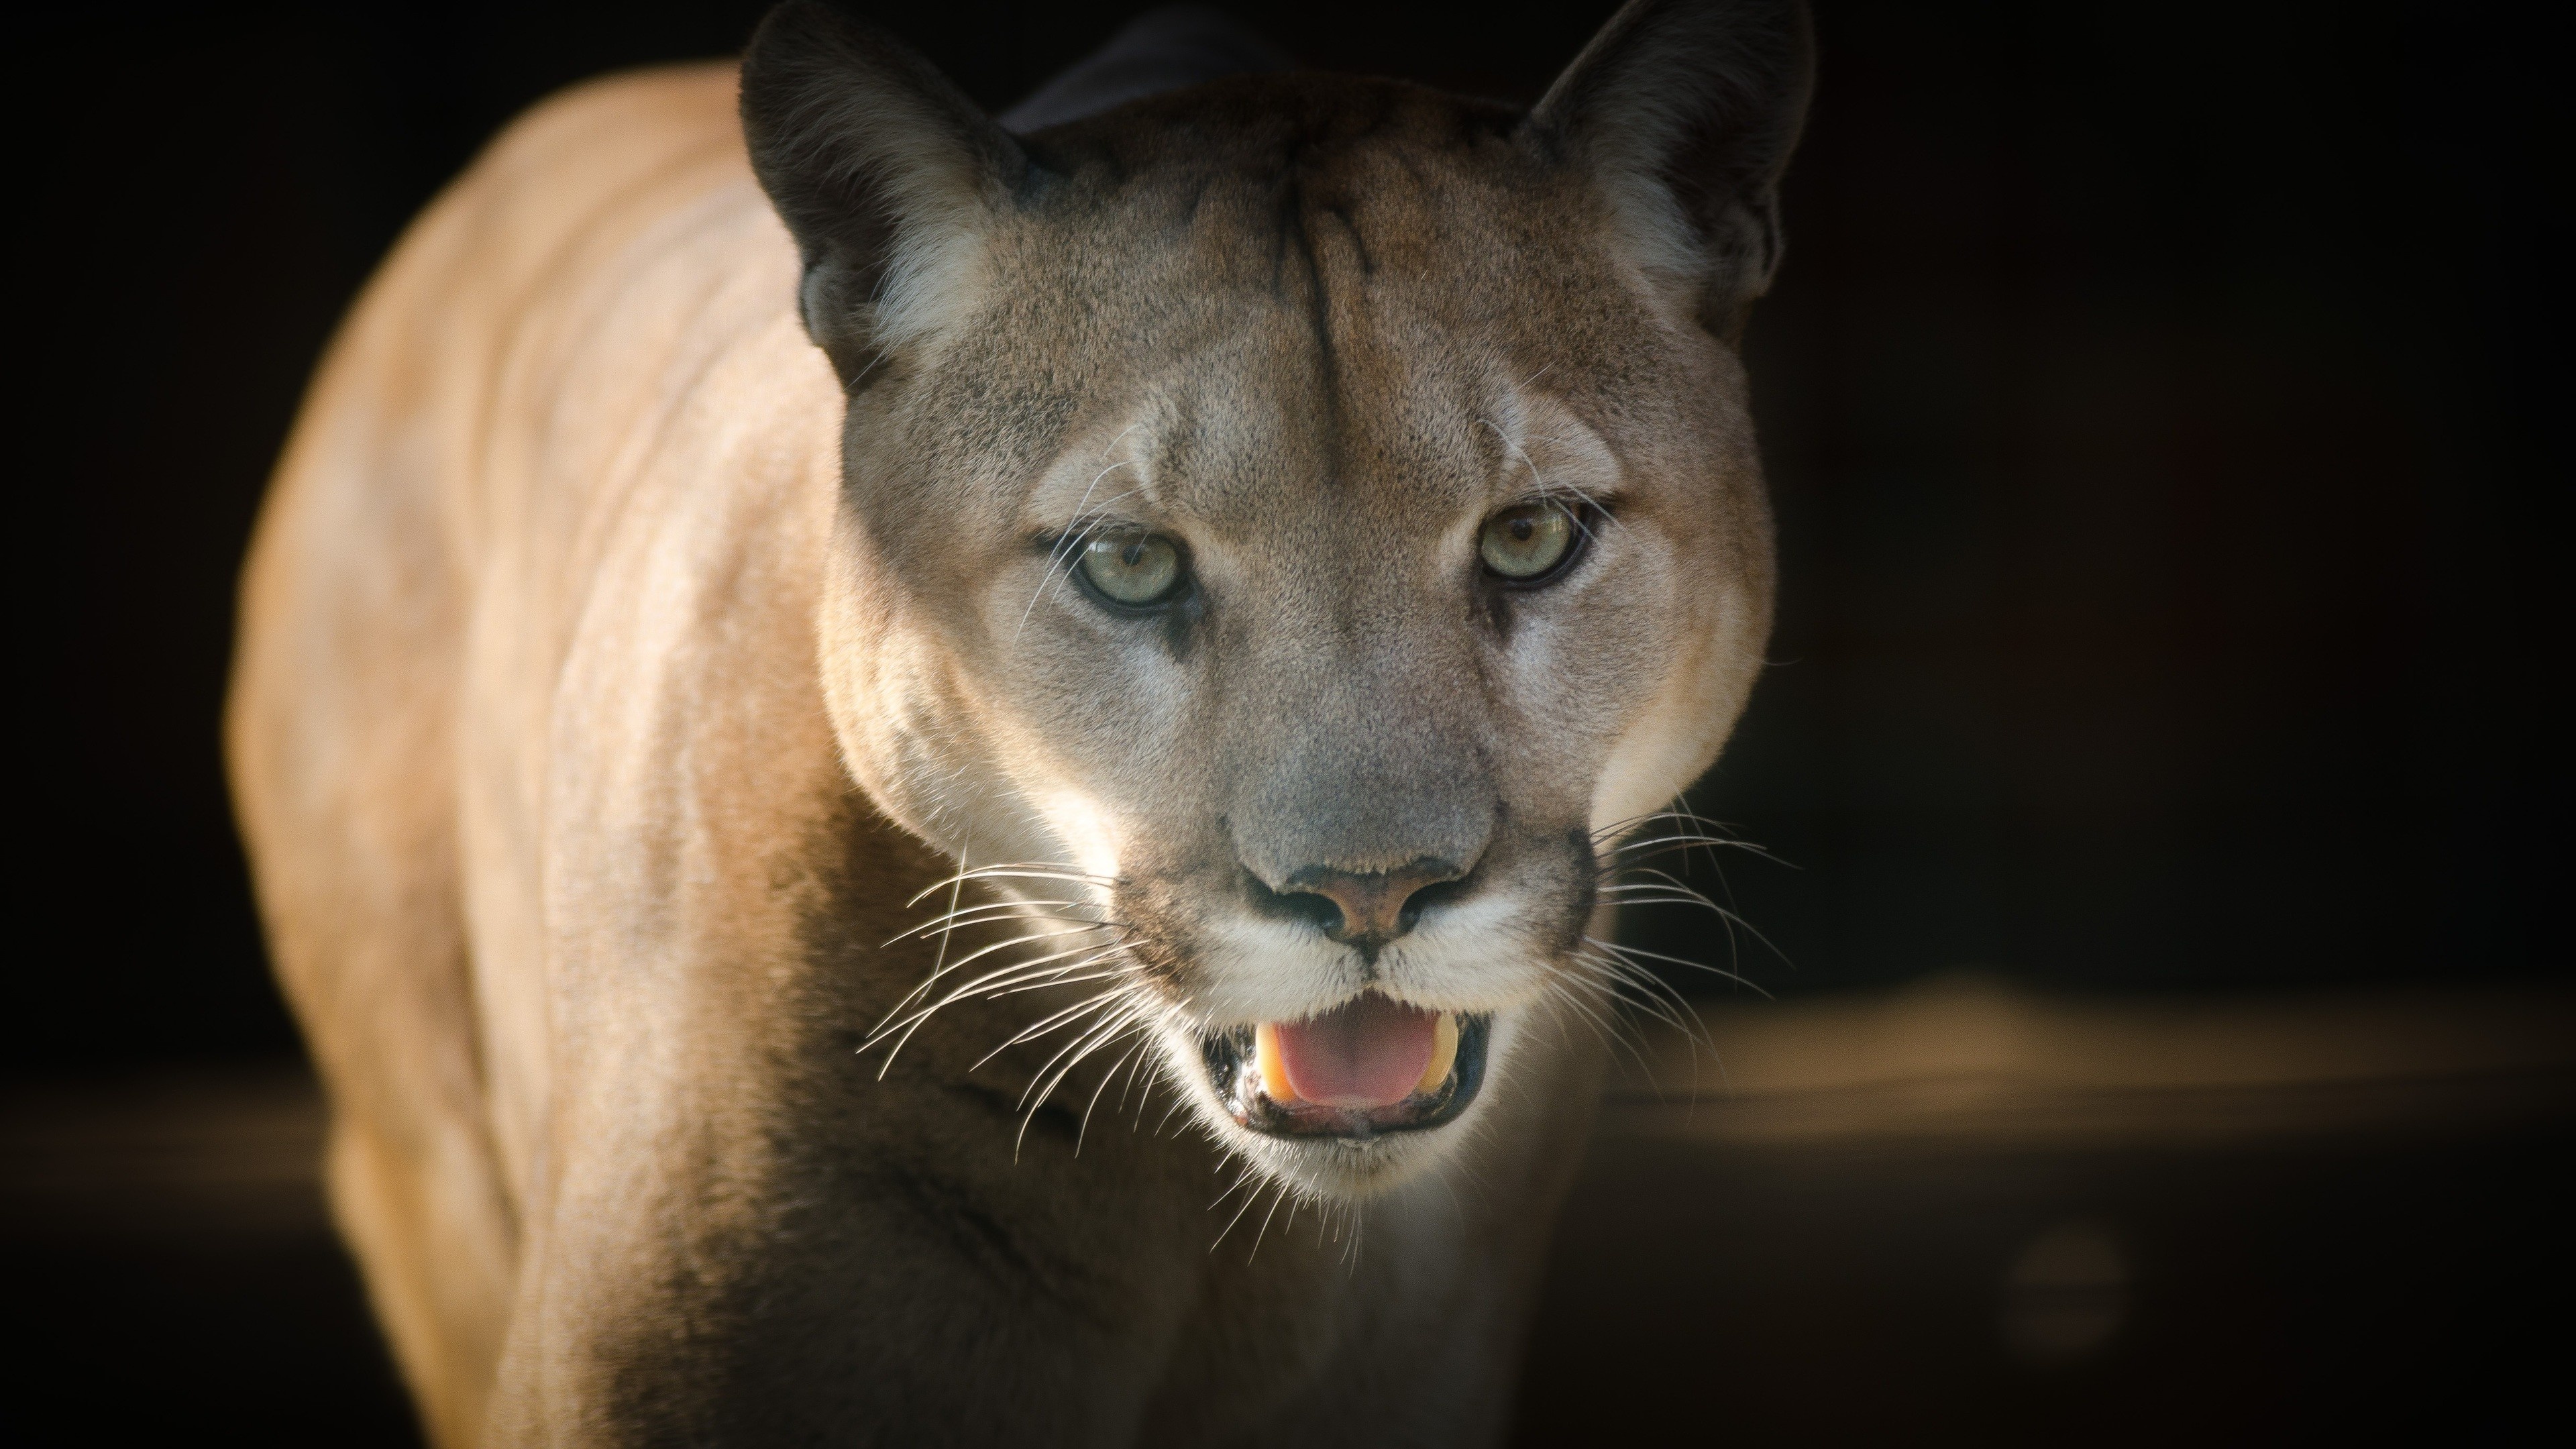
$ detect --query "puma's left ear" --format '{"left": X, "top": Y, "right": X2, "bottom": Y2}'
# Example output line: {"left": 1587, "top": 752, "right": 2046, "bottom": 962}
{"left": 1527, "top": 0, "right": 1815, "bottom": 341}
{"left": 740, "top": 0, "right": 1024, "bottom": 387}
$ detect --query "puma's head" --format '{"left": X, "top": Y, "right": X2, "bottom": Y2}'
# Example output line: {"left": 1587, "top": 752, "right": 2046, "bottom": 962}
{"left": 743, "top": 0, "right": 1811, "bottom": 1197}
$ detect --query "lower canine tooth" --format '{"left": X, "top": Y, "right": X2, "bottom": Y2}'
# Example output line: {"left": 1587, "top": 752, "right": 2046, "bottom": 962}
{"left": 1255, "top": 1021, "right": 1297, "bottom": 1103}
{"left": 1415, "top": 1012, "right": 1460, "bottom": 1097}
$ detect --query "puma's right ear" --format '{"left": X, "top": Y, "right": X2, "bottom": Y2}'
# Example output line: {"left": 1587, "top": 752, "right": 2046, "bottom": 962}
{"left": 1527, "top": 0, "right": 1815, "bottom": 342}
{"left": 740, "top": 1, "right": 1024, "bottom": 386}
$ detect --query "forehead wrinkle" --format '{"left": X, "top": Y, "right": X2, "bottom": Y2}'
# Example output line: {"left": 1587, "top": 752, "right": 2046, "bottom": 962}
{"left": 988, "top": 129, "right": 1625, "bottom": 548}
{"left": 1003, "top": 307, "right": 1295, "bottom": 533}
{"left": 1162, "top": 315, "right": 1499, "bottom": 572}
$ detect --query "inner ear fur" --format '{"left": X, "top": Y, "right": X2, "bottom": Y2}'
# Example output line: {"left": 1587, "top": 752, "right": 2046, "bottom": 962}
{"left": 740, "top": 0, "right": 1025, "bottom": 386}
{"left": 1527, "top": 0, "right": 1815, "bottom": 342}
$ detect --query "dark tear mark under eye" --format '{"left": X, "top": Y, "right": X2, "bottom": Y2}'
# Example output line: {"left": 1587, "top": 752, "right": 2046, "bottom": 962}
{"left": 1159, "top": 588, "right": 1205, "bottom": 661}
{"left": 1474, "top": 578, "right": 1516, "bottom": 639}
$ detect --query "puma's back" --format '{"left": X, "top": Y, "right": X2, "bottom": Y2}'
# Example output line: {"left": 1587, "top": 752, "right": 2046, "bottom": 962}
{"left": 229, "top": 5, "right": 1809, "bottom": 1443}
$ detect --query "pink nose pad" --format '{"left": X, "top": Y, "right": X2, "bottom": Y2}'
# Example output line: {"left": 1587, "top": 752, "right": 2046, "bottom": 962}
{"left": 1285, "top": 863, "right": 1458, "bottom": 945}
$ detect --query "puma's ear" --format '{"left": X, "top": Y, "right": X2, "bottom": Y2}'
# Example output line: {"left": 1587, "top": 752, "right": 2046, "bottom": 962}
{"left": 740, "top": 1, "right": 1024, "bottom": 386}
{"left": 1527, "top": 0, "right": 1814, "bottom": 342}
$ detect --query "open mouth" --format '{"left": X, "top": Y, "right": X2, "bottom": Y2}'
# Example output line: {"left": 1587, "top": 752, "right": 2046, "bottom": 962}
{"left": 1199, "top": 994, "right": 1492, "bottom": 1140}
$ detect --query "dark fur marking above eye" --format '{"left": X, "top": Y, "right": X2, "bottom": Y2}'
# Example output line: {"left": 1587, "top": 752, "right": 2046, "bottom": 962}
{"left": 1321, "top": 204, "right": 1374, "bottom": 274}
{"left": 1270, "top": 176, "right": 1346, "bottom": 449}
{"left": 1266, "top": 180, "right": 1301, "bottom": 297}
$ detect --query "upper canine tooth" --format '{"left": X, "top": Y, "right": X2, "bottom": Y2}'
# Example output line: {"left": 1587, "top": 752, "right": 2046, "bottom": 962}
{"left": 1255, "top": 1021, "right": 1298, "bottom": 1103}
{"left": 1415, "top": 1012, "right": 1460, "bottom": 1097}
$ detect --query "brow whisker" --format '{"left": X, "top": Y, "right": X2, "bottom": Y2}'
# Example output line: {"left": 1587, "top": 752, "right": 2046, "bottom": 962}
{"left": 1014, "top": 426, "right": 1148, "bottom": 639}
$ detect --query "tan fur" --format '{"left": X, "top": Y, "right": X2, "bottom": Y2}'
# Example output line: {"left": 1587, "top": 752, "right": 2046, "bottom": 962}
{"left": 229, "top": 3, "right": 1806, "bottom": 1442}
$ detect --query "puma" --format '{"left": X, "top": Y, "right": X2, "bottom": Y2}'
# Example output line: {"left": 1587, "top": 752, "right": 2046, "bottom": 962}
{"left": 225, "top": 2, "right": 1810, "bottom": 1442}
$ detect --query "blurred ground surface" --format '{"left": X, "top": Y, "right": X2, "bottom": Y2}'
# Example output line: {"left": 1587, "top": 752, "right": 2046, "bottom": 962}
{"left": 8, "top": 979, "right": 2568, "bottom": 1446}
{"left": 1518, "top": 977, "right": 2573, "bottom": 1444}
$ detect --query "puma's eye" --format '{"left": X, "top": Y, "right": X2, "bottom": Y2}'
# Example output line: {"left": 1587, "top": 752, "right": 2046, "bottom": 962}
{"left": 1478, "top": 503, "right": 1577, "bottom": 581}
{"left": 1077, "top": 531, "right": 1183, "bottom": 606}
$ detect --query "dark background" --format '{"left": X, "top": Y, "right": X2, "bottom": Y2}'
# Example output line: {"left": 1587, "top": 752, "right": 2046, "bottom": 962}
{"left": 21, "top": 2, "right": 2566, "bottom": 1052}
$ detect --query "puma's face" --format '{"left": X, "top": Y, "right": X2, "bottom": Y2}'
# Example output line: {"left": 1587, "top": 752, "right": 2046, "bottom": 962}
{"left": 747, "top": 1, "right": 1809, "bottom": 1197}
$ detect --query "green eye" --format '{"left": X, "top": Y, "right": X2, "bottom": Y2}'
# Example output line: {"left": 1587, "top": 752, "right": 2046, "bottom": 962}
{"left": 1478, "top": 503, "right": 1577, "bottom": 580}
{"left": 1077, "top": 531, "right": 1183, "bottom": 606}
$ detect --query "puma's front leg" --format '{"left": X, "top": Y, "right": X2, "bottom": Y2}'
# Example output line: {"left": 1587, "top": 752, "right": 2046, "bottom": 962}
{"left": 478, "top": 773, "right": 1226, "bottom": 1443}
{"left": 482, "top": 1044, "right": 1234, "bottom": 1441}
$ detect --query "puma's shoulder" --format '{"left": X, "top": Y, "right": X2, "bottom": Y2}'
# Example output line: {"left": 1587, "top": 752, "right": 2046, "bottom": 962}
{"left": 319, "top": 62, "right": 771, "bottom": 448}
{"left": 450, "top": 62, "right": 749, "bottom": 250}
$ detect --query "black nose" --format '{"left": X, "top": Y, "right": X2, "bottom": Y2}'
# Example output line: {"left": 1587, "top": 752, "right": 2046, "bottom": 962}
{"left": 1269, "top": 860, "right": 1470, "bottom": 948}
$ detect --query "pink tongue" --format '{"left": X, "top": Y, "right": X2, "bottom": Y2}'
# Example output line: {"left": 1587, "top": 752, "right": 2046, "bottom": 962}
{"left": 1273, "top": 996, "right": 1438, "bottom": 1110}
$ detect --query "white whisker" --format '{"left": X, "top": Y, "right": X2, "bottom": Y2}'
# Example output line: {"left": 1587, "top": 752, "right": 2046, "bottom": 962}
{"left": 884, "top": 900, "right": 1103, "bottom": 944}
{"left": 902, "top": 862, "right": 1120, "bottom": 909}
